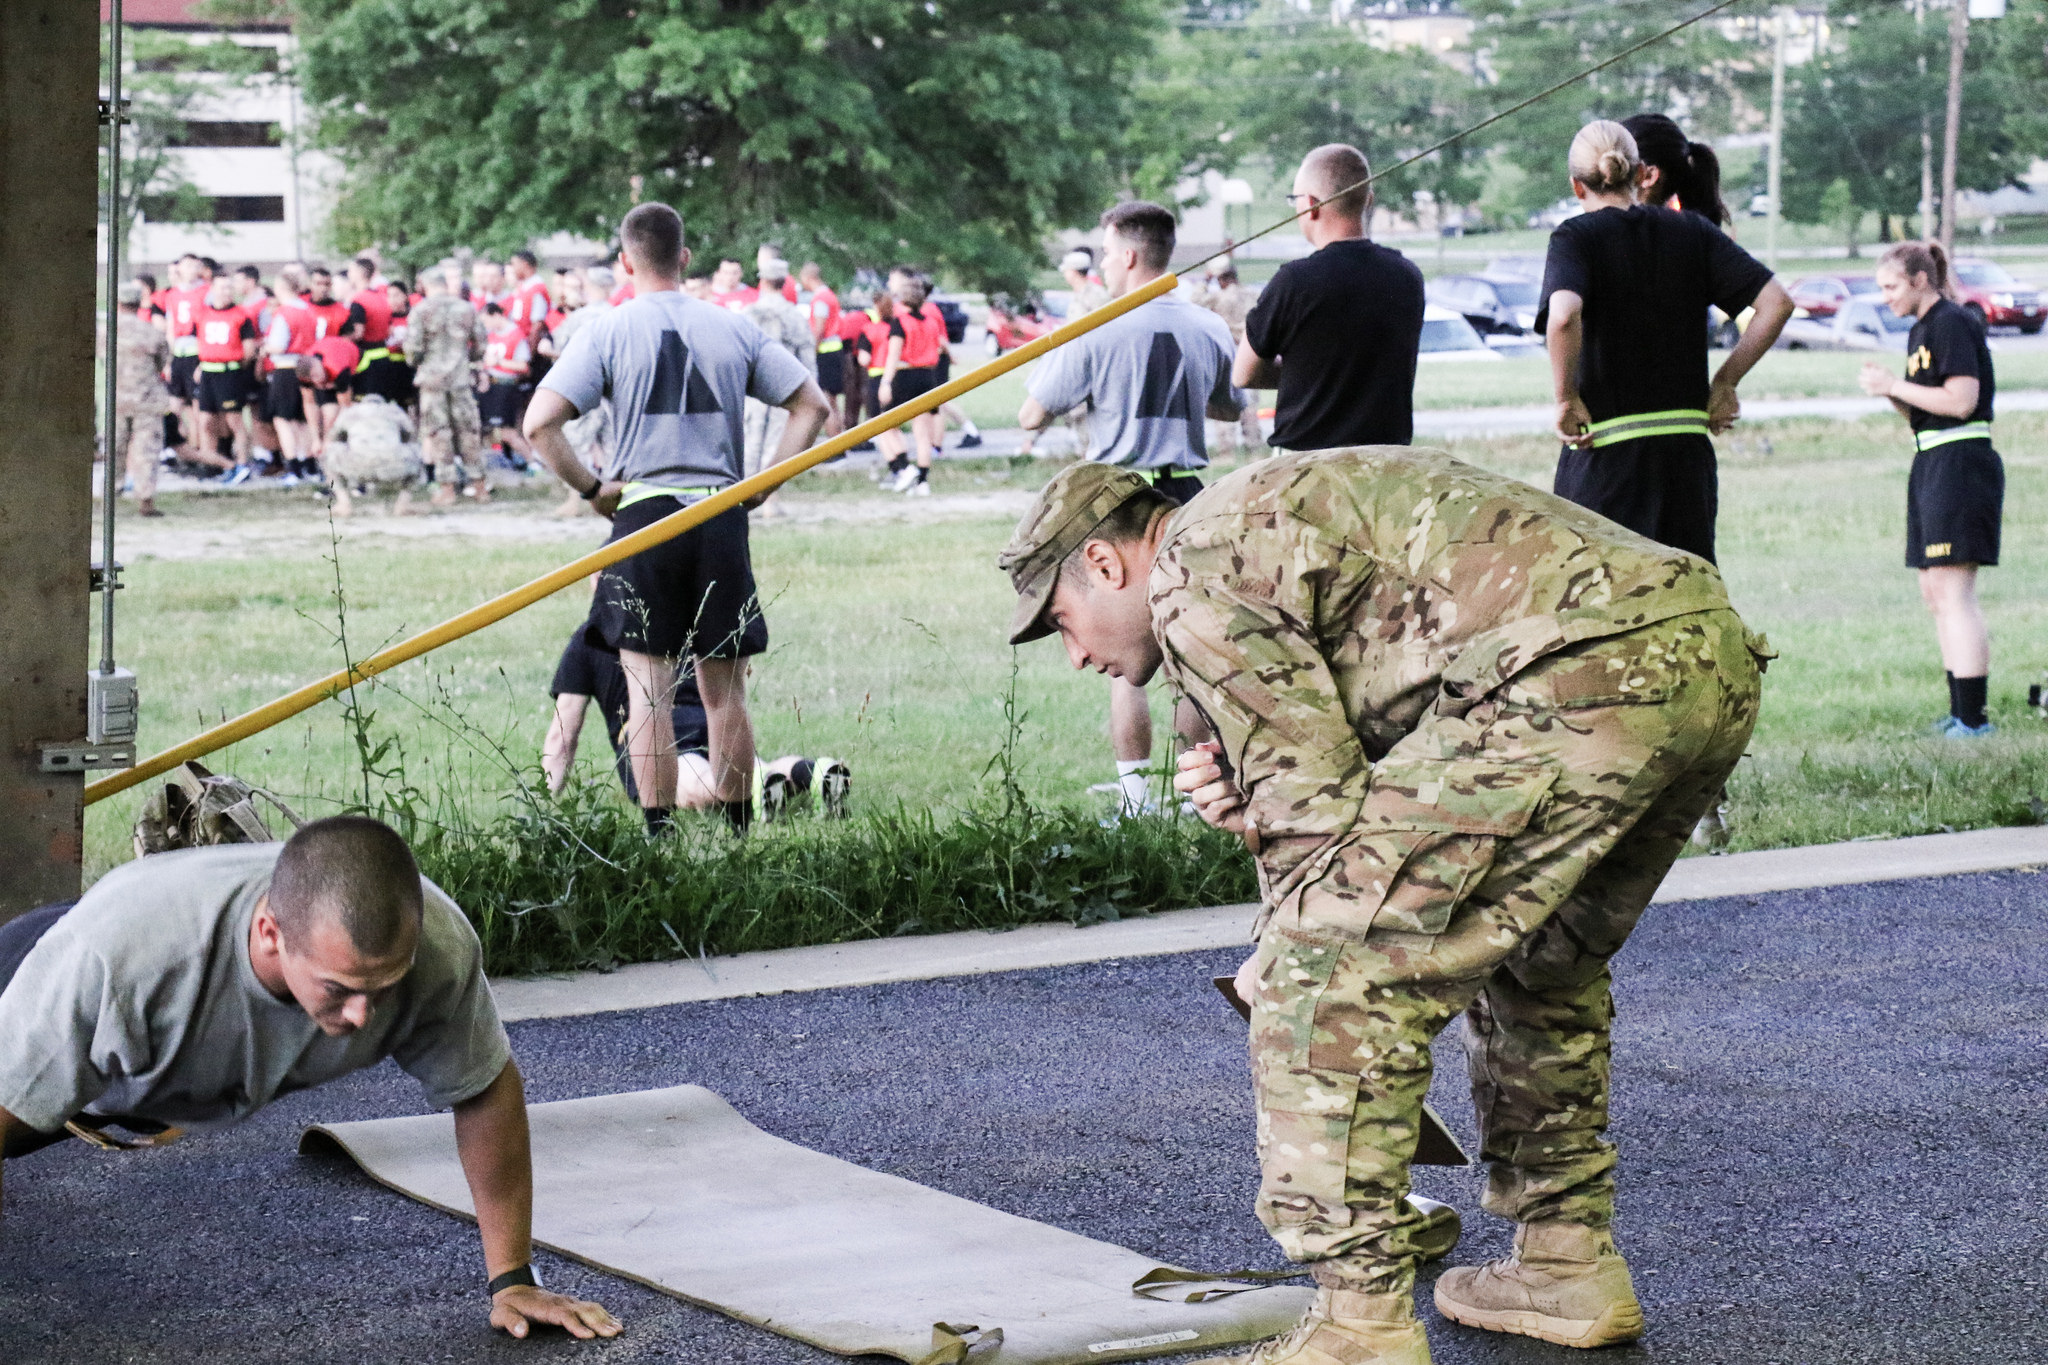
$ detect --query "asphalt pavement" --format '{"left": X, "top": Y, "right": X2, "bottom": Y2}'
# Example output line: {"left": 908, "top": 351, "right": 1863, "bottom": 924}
{"left": 1, "top": 867, "right": 2043, "bottom": 1364}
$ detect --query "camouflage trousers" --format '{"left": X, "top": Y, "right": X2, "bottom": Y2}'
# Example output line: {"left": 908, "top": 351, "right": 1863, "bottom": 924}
{"left": 113, "top": 411, "right": 162, "bottom": 501}
{"left": 1248, "top": 607, "right": 1767, "bottom": 1297}
{"left": 416, "top": 384, "right": 482, "bottom": 485}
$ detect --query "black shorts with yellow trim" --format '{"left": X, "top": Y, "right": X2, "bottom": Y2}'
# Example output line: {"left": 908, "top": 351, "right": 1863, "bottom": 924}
{"left": 167, "top": 354, "right": 201, "bottom": 402}
{"left": 815, "top": 347, "right": 846, "bottom": 395}
{"left": 265, "top": 370, "right": 307, "bottom": 424}
{"left": 584, "top": 493, "right": 768, "bottom": 661}
{"left": 1553, "top": 428, "right": 1718, "bottom": 565}
{"left": 195, "top": 363, "right": 252, "bottom": 415}
{"left": 1906, "top": 436, "right": 2002, "bottom": 568}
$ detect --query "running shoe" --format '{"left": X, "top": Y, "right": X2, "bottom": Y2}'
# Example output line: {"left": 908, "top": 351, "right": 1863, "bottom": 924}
{"left": 221, "top": 465, "right": 254, "bottom": 486}
{"left": 905, "top": 480, "right": 931, "bottom": 497}
{"left": 816, "top": 757, "right": 851, "bottom": 819}
{"left": 1929, "top": 715, "right": 1996, "bottom": 739}
{"left": 957, "top": 431, "right": 983, "bottom": 448}
{"left": 889, "top": 466, "right": 921, "bottom": 493}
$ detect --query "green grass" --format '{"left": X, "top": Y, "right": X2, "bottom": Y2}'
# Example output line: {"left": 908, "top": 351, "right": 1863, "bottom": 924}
{"left": 84, "top": 415, "right": 2047, "bottom": 968}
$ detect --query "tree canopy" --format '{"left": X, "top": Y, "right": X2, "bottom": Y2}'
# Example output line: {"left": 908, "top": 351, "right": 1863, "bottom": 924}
{"left": 297, "top": 0, "right": 1164, "bottom": 291}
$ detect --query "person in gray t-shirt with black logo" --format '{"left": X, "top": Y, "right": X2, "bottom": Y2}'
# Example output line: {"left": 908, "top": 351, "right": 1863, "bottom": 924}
{"left": 0, "top": 817, "right": 621, "bottom": 1342}
{"left": 1019, "top": 200, "right": 1244, "bottom": 817}
{"left": 526, "top": 203, "right": 831, "bottom": 837}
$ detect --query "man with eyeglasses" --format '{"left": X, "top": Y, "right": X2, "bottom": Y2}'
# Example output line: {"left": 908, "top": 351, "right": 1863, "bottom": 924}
{"left": 1233, "top": 144, "right": 1425, "bottom": 451}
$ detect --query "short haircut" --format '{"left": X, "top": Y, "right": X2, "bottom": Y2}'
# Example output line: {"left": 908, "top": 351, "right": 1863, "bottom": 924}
{"left": 308, "top": 265, "right": 331, "bottom": 279}
{"left": 134, "top": 272, "right": 158, "bottom": 291}
{"left": 176, "top": 252, "right": 201, "bottom": 266}
{"left": 620, "top": 202, "right": 687, "bottom": 276}
{"left": 1300, "top": 144, "right": 1372, "bottom": 218}
{"left": 200, "top": 256, "right": 221, "bottom": 274}
{"left": 236, "top": 264, "right": 261, "bottom": 282}
{"left": 293, "top": 355, "right": 321, "bottom": 382}
{"left": 484, "top": 301, "right": 504, "bottom": 315}
{"left": 511, "top": 248, "right": 538, "bottom": 268}
{"left": 268, "top": 815, "right": 424, "bottom": 958}
{"left": 1100, "top": 201, "right": 1177, "bottom": 272}
{"left": 1215, "top": 267, "right": 1239, "bottom": 286}
{"left": 350, "top": 256, "right": 376, "bottom": 277}
{"left": 1058, "top": 489, "right": 1177, "bottom": 590}
{"left": 799, "top": 261, "right": 822, "bottom": 278}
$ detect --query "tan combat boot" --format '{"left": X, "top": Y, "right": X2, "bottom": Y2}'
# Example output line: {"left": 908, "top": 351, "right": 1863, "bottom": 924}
{"left": 1191, "top": 1286, "right": 1432, "bottom": 1365}
{"left": 1433, "top": 1220, "right": 1645, "bottom": 1349}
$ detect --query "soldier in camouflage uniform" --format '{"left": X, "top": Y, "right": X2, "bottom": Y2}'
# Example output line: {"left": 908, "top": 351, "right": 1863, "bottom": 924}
{"left": 111, "top": 283, "right": 173, "bottom": 517}
{"left": 323, "top": 393, "right": 425, "bottom": 517}
{"left": 742, "top": 259, "right": 814, "bottom": 481}
{"left": 1199, "top": 268, "right": 1264, "bottom": 455}
{"left": 998, "top": 450, "right": 1770, "bottom": 1365}
{"left": 406, "top": 268, "right": 485, "bottom": 505}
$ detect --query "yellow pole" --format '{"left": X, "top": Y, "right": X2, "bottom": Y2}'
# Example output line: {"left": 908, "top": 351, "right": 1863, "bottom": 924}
{"left": 84, "top": 272, "right": 1183, "bottom": 807}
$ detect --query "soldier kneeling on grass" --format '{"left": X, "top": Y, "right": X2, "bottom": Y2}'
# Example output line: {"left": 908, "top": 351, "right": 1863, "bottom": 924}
{"left": 0, "top": 816, "right": 621, "bottom": 1343}
{"left": 997, "top": 451, "right": 1771, "bottom": 1364}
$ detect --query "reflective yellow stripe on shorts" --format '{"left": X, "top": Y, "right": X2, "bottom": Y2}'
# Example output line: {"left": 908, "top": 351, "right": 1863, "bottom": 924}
{"left": 1585, "top": 408, "right": 1711, "bottom": 448}
{"left": 198, "top": 361, "right": 243, "bottom": 372}
{"left": 615, "top": 481, "right": 720, "bottom": 512}
{"left": 1913, "top": 421, "right": 1992, "bottom": 452}
{"left": 817, "top": 338, "right": 844, "bottom": 353}
{"left": 354, "top": 346, "right": 390, "bottom": 372}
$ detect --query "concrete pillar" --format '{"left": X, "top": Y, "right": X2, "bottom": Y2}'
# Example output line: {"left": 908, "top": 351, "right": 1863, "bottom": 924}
{"left": 0, "top": 1, "right": 99, "bottom": 916}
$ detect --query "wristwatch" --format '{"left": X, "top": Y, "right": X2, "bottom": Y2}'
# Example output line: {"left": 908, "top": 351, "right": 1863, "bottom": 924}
{"left": 579, "top": 478, "right": 604, "bottom": 501}
{"left": 488, "top": 1265, "right": 541, "bottom": 1296}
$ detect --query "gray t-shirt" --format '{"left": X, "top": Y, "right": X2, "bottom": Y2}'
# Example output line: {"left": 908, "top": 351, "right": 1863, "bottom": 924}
{"left": 1025, "top": 295, "right": 1242, "bottom": 470}
{"left": 541, "top": 288, "right": 811, "bottom": 489}
{"left": 0, "top": 845, "right": 511, "bottom": 1133}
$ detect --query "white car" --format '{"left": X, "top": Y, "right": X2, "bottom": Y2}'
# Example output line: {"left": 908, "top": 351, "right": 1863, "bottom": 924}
{"left": 1416, "top": 305, "right": 1505, "bottom": 362}
{"left": 1779, "top": 297, "right": 1912, "bottom": 352}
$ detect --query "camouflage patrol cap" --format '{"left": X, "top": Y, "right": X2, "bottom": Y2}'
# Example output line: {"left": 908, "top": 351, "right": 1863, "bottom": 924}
{"left": 996, "top": 463, "right": 1151, "bottom": 645}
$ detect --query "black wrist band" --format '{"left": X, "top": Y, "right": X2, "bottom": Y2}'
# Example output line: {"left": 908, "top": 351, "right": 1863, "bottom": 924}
{"left": 579, "top": 479, "right": 603, "bottom": 501}
{"left": 488, "top": 1265, "right": 540, "bottom": 1296}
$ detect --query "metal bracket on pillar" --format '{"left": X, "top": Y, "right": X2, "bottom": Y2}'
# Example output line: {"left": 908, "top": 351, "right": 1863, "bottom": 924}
{"left": 90, "top": 559, "right": 123, "bottom": 594}
{"left": 40, "top": 741, "right": 138, "bottom": 773}
{"left": 97, "top": 98, "right": 130, "bottom": 127}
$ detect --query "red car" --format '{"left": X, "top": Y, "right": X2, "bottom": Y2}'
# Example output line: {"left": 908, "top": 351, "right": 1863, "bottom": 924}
{"left": 1951, "top": 258, "right": 2045, "bottom": 333}
{"left": 1787, "top": 274, "right": 1880, "bottom": 319}
{"left": 983, "top": 298, "right": 1057, "bottom": 356}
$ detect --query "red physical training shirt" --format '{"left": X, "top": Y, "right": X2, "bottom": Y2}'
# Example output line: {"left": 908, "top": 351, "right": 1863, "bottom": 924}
{"left": 194, "top": 301, "right": 256, "bottom": 364}
{"left": 507, "top": 277, "right": 551, "bottom": 341}
{"left": 347, "top": 289, "right": 394, "bottom": 346}
{"left": 308, "top": 335, "right": 360, "bottom": 387}
{"left": 808, "top": 285, "right": 841, "bottom": 342}
{"left": 484, "top": 321, "right": 531, "bottom": 379}
{"left": 305, "top": 298, "right": 350, "bottom": 341}
{"left": 711, "top": 286, "right": 756, "bottom": 313}
{"left": 899, "top": 303, "right": 947, "bottom": 369}
{"left": 271, "top": 300, "right": 319, "bottom": 358}
{"left": 609, "top": 279, "right": 635, "bottom": 306}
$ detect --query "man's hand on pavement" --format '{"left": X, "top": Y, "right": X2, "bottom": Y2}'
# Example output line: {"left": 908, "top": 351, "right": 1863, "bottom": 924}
{"left": 490, "top": 1284, "right": 622, "bottom": 1341}
{"left": 1174, "top": 742, "right": 1247, "bottom": 837}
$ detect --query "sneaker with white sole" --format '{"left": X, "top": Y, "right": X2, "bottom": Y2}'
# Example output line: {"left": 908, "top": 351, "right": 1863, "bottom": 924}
{"left": 888, "top": 465, "right": 919, "bottom": 493}
{"left": 816, "top": 757, "right": 851, "bottom": 818}
{"left": 906, "top": 479, "right": 931, "bottom": 497}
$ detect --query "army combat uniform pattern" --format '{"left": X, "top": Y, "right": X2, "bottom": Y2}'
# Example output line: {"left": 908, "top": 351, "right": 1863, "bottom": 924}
{"left": 1198, "top": 280, "right": 1262, "bottom": 453}
{"left": 742, "top": 290, "right": 814, "bottom": 479}
{"left": 113, "top": 312, "right": 173, "bottom": 502}
{"left": 323, "top": 394, "right": 424, "bottom": 489}
{"left": 407, "top": 292, "right": 485, "bottom": 487}
{"left": 1150, "top": 446, "right": 1769, "bottom": 1297}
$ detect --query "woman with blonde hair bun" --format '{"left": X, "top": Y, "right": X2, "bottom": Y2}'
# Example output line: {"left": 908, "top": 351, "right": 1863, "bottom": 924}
{"left": 1533, "top": 118, "right": 1793, "bottom": 566}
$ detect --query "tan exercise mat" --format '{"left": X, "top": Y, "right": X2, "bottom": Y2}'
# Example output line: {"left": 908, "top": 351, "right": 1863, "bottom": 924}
{"left": 301, "top": 1085, "right": 1313, "bottom": 1363}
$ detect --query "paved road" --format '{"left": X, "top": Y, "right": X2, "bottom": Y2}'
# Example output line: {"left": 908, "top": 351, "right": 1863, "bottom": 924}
{"left": 2, "top": 867, "right": 2044, "bottom": 1364}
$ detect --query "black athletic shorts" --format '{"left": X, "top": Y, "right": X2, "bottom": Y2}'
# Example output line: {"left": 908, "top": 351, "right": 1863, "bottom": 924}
{"left": 196, "top": 366, "right": 251, "bottom": 415}
{"left": 167, "top": 355, "right": 200, "bottom": 402}
{"left": 1553, "top": 430, "right": 1717, "bottom": 564}
{"left": 551, "top": 631, "right": 718, "bottom": 802}
{"left": 479, "top": 380, "right": 526, "bottom": 431}
{"left": 265, "top": 370, "right": 306, "bottom": 423}
{"left": 354, "top": 355, "right": 412, "bottom": 404}
{"left": 888, "top": 366, "right": 937, "bottom": 406}
{"left": 585, "top": 495, "right": 768, "bottom": 661}
{"left": 934, "top": 349, "right": 952, "bottom": 386}
{"left": 1906, "top": 437, "right": 2003, "bottom": 568}
{"left": 1145, "top": 469, "right": 1205, "bottom": 507}
{"left": 311, "top": 385, "right": 341, "bottom": 409}
{"left": 816, "top": 348, "right": 846, "bottom": 395}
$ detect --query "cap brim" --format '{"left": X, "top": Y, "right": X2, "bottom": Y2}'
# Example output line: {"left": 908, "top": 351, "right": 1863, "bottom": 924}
{"left": 1007, "top": 568, "right": 1058, "bottom": 646}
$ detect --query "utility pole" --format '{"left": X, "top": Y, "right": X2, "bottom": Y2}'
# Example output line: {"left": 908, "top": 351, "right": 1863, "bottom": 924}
{"left": 1917, "top": 0, "right": 1935, "bottom": 240}
{"left": 1766, "top": 6, "right": 1789, "bottom": 268}
{"left": 0, "top": 0, "right": 99, "bottom": 917}
{"left": 1938, "top": 0, "right": 1968, "bottom": 254}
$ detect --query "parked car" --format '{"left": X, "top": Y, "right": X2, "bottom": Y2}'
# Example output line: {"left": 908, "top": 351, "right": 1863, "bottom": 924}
{"left": 1786, "top": 274, "right": 1880, "bottom": 320}
{"left": 1950, "top": 258, "right": 2044, "bottom": 333}
{"left": 1779, "top": 296, "right": 1912, "bottom": 352}
{"left": 929, "top": 295, "right": 970, "bottom": 344}
{"left": 983, "top": 297, "right": 1057, "bottom": 355}
{"left": 1415, "top": 305, "right": 1504, "bottom": 362}
{"left": 1425, "top": 273, "right": 1541, "bottom": 335}
{"left": 1484, "top": 254, "right": 1544, "bottom": 282}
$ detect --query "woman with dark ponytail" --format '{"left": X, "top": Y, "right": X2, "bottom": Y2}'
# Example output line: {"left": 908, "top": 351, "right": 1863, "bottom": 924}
{"left": 1621, "top": 112, "right": 1730, "bottom": 227}
{"left": 1858, "top": 240, "right": 2003, "bottom": 738}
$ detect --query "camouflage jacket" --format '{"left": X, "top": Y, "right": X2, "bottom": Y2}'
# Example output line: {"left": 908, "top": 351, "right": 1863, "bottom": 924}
{"left": 112, "top": 312, "right": 173, "bottom": 417}
{"left": 1200, "top": 282, "right": 1254, "bottom": 344}
{"left": 325, "top": 394, "right": 420, "bottom": 485}
{"left": 1150, "top": 445, "right": 1732, "bottom": 919}
{"left": 407, "top": 294, "right": 483, "bottom": 391}
{"left": 745, "top": 292, "right": 816, "bottom": 375}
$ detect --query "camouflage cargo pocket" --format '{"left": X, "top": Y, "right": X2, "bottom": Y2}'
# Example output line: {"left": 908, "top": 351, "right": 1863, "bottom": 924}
{"left": 1298, "top": 759, "right": 1556, "bottom": 939}
{"left": 1250, "top": 926, "right": 1358, "bottom": 1230}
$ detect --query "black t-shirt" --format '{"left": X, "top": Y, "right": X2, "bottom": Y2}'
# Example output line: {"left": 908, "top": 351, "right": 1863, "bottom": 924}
{"left": 1244, "top": 238, "right": 1424, "bottom": 449}
{"left": 1904, "top": 298, "right": 1994, "bottom": 431}
{"left": 1536, "top": 206, "right": 1773, "bottom": 424}
{"left": 549, "top": 632, "right": 708, "bottom": 758}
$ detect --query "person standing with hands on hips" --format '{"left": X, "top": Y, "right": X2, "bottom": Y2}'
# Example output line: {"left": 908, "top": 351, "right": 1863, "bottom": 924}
{"left": 1539, "top": 120, "right": 1792, "bottom": 565}
{"left": 1858, "top": 241, "right": 2003, "bottom": 738}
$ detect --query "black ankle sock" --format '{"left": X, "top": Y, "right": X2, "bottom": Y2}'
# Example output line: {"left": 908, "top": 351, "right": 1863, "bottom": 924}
{"left": 915, "top": 466, "right": 929, "bottom": 483}
{"left": 720, "top": 799, "right": 752, "bottom": 835}
{"left": 888, "top": 455, "right": 908, "bottom": 473}
{"left": 789, "top": 759, "right": 815, "bottom": 795}
{"left": 642, "top": 805, "right": 675, "bottom": 834}
{"left": 1952, "top": 675, "right": 1988, "bottom": 728}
